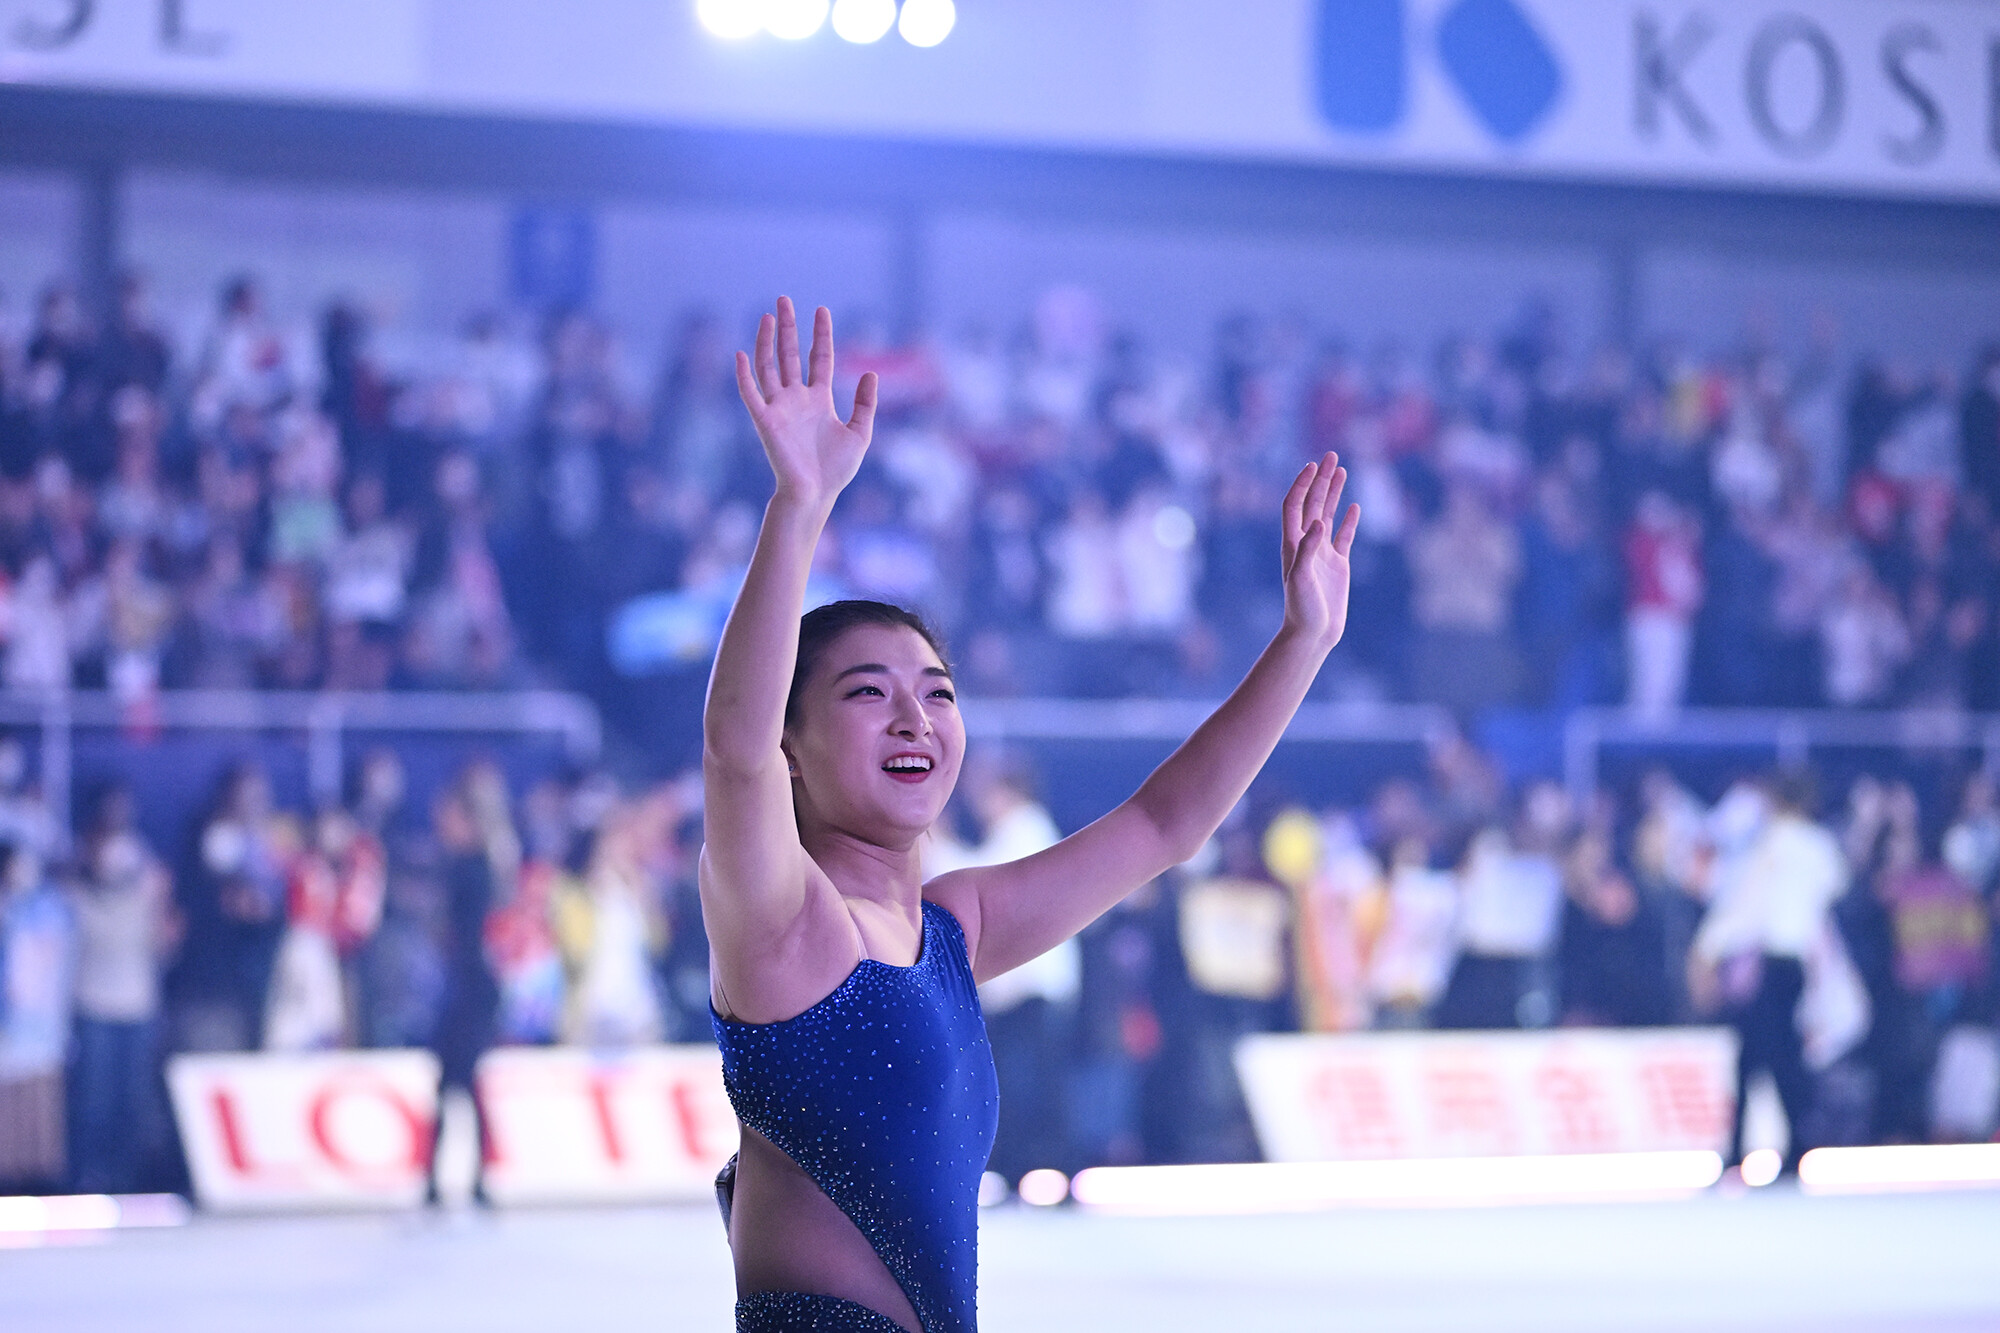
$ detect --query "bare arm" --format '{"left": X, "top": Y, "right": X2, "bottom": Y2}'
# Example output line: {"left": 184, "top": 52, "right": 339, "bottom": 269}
{"left": 698, "top": 299, "right": 878, "bottom": 976}
{"left": 935, "top": 454, "right": 1361, "bottom": 982}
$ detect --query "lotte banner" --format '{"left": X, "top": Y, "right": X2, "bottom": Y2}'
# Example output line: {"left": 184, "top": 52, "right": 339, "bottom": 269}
{"left": 168, "top": 1046, "right": 737, "bottom": 1211}
{"left": 1236, "top": 1028, "right": 1738, "bottom": 1161}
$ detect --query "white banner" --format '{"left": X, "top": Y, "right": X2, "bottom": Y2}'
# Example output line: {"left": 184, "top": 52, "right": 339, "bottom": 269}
{"left": 477, "top": 1046, "right": 737, "bottom": 1206}
{"left": 167, "top": 1050, "right": 441, "bottom": 1211}
{"left": 3, "top": 1, "right": 1999, "bottom": 201}
{"left": 1236, "top": 1028, "right": 1738, "bottom": 1161}
{"left": 167, "top": 1045, "right": 737, "bottom": 1212}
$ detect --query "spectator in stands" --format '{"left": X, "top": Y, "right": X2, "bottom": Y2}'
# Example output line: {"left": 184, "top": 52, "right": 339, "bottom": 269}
{"left": 0, "top": 840, "right": 72, "bottom": 1190}
{"left": 1559, "top": 806, "right": 1672, "bottom": 1027}
{"left": 348, "top": 747, "right": 443, "bottom": 1050}
{"left": 1819, "top": 565, "right": 1911, "bottom": 707}
{"left": 1517, "top": 468, "right": 1619, "bottom": 709}
{"left": 191, "top": 275, "right": 295, "bottom": 435}
{"left": 1405, "top": 479, "right": 1521, "bottom": 716}
{"left": 554, "top": 789, "right": 666, "bottom": 1048}
{"left": 1434, "top": 789, "right": 1565, "bottom": 1030}
{"left": 97, "top": 272, "right": 172, "bottom": 402}
{"left": 933, "top": 751, "right": 1070, "bottom": 1184}
{"left": 195, "top": 763, "right": 295, "bottom": 1050}
{"left": 68, "top": 783, "right": 179, "bottom": 1192}
{"left": 1623, "top": 490, "right": 1704, "bottom": 718}
{"left": 1875, "top": 783, "right": 1989, "bottom": 1142}
{"left": 0, "top": 735, "right": 59, "bottom": 859}
{"left": 1169, "top": 822, "right": 1293, "bottom": 1161}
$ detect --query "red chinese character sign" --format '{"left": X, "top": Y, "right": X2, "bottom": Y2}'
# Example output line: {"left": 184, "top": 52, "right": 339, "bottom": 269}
{"left": 1237, "top": 1029, "right": 1737, "bottom": 1162}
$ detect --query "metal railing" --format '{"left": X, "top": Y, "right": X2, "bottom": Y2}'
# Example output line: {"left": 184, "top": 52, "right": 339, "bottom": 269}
{"left": 0, "top": 689, "right": 602, "bottom": 836}
{"left": 1562, "top": 706, "right": 2000, "bottom": 800}
{"left": 965, "top": 697, "right": 1459, "bottom": 745}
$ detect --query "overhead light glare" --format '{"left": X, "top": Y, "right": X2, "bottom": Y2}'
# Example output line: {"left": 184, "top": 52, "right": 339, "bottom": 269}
{"left": 898, "top": 0, "right": 955, "bottom": 47}
{"left": 697, "top": 0, "right": 762, "bottom": 39}
{"left": 831, "top": 0, "right": 897, "bottom": 44}
{"left": 761, "top": 0, "right": 830, "bottom": 40}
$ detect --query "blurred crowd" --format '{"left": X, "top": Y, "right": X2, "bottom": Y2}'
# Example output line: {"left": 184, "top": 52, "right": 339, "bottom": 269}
{"left": 1, "top": 275, "right": 1998, "bottom": 733}
{"left": 0, "top": 742, "right": 713, "bottom": 1195}
{"left": 959, "top": 749, "right": 1999, "bottom": 1176}
{"left": 3, "top": 269, "right": 2000, "bottom": 1194}
{"left": 1, "top": 729, "right": 1995, "bottom": 1194}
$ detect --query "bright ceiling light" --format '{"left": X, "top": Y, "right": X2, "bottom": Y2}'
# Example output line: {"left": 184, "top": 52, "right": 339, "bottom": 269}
{"left": 697, "top": 0, "right": 761, "bottom": 39}
{"left": 831, "top": 0, "right": 897, "bottom": 44}
{"left": 898, "top": 0, "right": 955, "bottom": 47}
{"left": 761, "top": 0, "right": 829, "bottom": 40}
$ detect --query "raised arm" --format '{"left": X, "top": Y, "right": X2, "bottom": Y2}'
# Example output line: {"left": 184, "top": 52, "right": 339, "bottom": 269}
{"left": 698, "top": 299, "right": 878, "bottom": 974}
{"left": 934, "top": 454, "right": 1360, "bottom": 982}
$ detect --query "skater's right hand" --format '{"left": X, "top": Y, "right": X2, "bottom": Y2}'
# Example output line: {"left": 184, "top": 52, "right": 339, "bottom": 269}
{"left": 735, "top": 296, "right": 878, "bottom": 512}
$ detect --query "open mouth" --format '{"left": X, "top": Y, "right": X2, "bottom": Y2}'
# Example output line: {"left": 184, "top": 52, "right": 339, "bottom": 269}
{"left": 882, "top": 755, "right": 934, "bottom": 781}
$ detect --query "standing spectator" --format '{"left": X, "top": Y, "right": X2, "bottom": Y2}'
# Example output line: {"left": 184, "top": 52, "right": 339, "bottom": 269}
{"left": 67, "top": 785, "right": 179, "bottom": 1192}
{"left": 425, "top": 779, "right": 501, "bottom": 1206}
{"left": 1265, "top": 808, "right": 1384, "bottom": 1034}
{"left": 1623, "top": 490, "right": 1705, "bottom": 718}
{"left": 1434, "top": 819, "right": 1564, "bottom": 1030}
{"left": 1043, "top": 488, "right": 1126, "bottom": 695}
{"left": 1405, "top": 480, "right": 1521, "bottom": 715}
{"left": 1691, "top": 773, "right": 1848, "bottom": 1169}
{"left": 554, "top": 798, "right": 666, "bottom": 1048}
{"left": 96, "top": 272, "right": 172, "bottom": 400}
{"left": 1170, "top": 825, "right": 1292, "bottom": 1161}
{"left": 1818, "top": 566, "right": 1911, "bottom": 706}
{"left": 1961, "top": 345, "right": 2000, "bottom": 520}
{"left": 349, "top": 748, "right": 443, "bottom": 1050}
{"left": 1876, "top": 789, "right": 1989, "bottom": 1142}
{"left": 4, "top": 555, "right": 73, "bottom": 692}
{"left": 1559, "top": 816, "right": 1672, "bottom": 1026}
{"left": 489, "top": 777, "right": 569, "bottom": 1047}
{"left": 936, "top": 753, "right": 1069, "bottom": 1184}
{"left": 0, "top": 841, "right": 72, "bottom": 1189}
{"left": 197, "top": 763, "right": 296, "bottom": 1050}
{"left": 0, "top": 735, "right": 60, "bottom": 860}
{"left": 1366, "top": 834, "right": 1459, "bottom": 1028}
{"left": 191, "top": 275, "right": 294, "bottom": 435}
{"left": 1516, "top": 470, "right": 1619, "bottom": 708}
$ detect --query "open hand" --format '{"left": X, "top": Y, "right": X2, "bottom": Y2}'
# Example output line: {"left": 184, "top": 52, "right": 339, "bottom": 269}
{"left": 735, "top": 297, "right": 879, "bottom": 510}
{"left": 1280, "top": 451, "right": 1362, "bottom": 648}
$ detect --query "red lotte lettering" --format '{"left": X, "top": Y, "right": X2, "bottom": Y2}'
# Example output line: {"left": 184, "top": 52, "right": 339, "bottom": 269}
{"left": 169, "top": 1047, "right": 737, "bottom": 1211}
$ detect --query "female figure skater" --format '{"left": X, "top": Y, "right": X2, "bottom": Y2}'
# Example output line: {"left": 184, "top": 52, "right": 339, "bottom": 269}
{"left": 705, "top": 297, "right": 1360, "bottom": 1333}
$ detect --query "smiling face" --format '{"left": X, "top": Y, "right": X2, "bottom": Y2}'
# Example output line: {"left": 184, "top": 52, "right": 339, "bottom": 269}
{"left": 783, "top": 622, "right": 964, "bottom": 850}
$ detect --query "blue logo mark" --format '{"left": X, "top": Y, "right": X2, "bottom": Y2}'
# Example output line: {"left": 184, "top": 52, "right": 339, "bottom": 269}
{"left": 1317, "top": 0, "right": 1563, "bottom": 145}
{"left": 1317, "top": 0, "right": 1407, "bottom": 133}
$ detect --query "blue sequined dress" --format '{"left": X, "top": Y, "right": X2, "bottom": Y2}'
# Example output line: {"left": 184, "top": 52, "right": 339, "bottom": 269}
{"left": 712, "top": 899, "right": 999, "bottom": 1333}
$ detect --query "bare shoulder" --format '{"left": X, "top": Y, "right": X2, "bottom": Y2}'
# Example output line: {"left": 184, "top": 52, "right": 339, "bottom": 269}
{"left": 920, "top": 869, "right": 985, "bottom": 959}
{"left": 705, "top": 860, "right": 868, "bottom": 1024}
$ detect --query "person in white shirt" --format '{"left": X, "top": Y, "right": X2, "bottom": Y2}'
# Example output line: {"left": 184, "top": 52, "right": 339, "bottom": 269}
{"left": 928, "top": 751, "right": 1070, "bottom": 1184}
{"left": 1690, "top": 772, "right": 1847, "bottom": 1170}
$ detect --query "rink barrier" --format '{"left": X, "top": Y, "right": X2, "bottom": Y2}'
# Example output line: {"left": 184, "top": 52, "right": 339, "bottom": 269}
{"left": 1562, "top": 706, "right": 2000, "bottom": 803}
{"left": 0, "top": 1194, "right": 189, "bottom": 1246}
{"left": 1798, "top": 1143, "right": 2000, "bottom": 1194}
{"left": 0, "top": 687, "right": 602, "bottom": 853}
{"left": 1236, "top": 1029, "right": 1740, "bottom": 1162}
{"left": 1069, "top": 1151, "right": 1726, "bottom": 1215}
{"left": 167, "top": 1046, "right": 735, "bottom": 1212}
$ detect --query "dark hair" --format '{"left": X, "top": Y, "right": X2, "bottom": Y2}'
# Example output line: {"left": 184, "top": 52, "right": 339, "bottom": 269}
{"left": 785, "top": 600, "right": 951, "bottom": 728}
